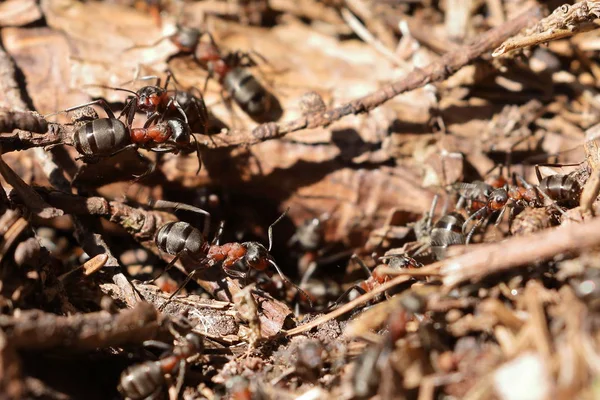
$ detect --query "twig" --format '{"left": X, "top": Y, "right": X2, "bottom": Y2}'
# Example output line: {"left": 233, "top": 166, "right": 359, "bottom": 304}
{"left": 0, "top": 110, "right": 47, "bottom": 134}
{"left": 0, "top": 329, "right": 22, "bottom": 399}
{"left": 493, "top": 2, "right": 600, "bottom": 57}
{"left": 283, "top": 276, "right": 412, "bottom": 337}
{"left": 0, "top": 302, "right": 163, "bottom": 350}
{"left": 0, "top": 46, "right": 27, "bottom": 111}
{"left": 0, "top": 152, "right": 63, "bottom": 218}
{"left": 246, "top": 5, "right": 542, "bottom": 142}
{"left": 0, "top": 6, "right": 541, "bottom": 154}
{"left": 288, "top": 214, "right": 600, "bottom": 338}
{"left": 33, "top": 189, "right": 177, "bottom": 242}
{"left": 384, "top": 215, "right": 600, "bottom": 288}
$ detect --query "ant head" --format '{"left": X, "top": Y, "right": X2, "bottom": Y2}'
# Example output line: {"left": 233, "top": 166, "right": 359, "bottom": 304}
{"left": 166, "top": 119, "right": 191, "bottom": 143}
{"left": 242, "top": 242, "right": 271, "bottom": 271}
{"left": 174, "top": 90, "right": 192, "bottom": 108}
{"left": 137, "top": 86, "right": 165, "bottom": 111}
{"left": 488, "top": 188, "right": 509, "bottom": 211}
{"left": 184, "top": 332, "right": 204, "bottom": 352}
{"left": 175, "top": 26, "right": 201, "bottom": 52}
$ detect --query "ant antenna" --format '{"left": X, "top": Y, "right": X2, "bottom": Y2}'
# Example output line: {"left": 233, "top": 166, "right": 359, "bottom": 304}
{"left": 268, "top": 259, "right": 313, "bottom": 308}
{"left": 150, "top": 200, "right": 211, "bottom": 238}
{"left": 267, "top": 207, "right": 290, "bottom": 251}
{"left": 351, "top": 254, "right": 373, "bottom": 278}
{"left": 426, "top": 194, "right": 439, "bottom": 231}
{"left": 83, "top": 84, "right": 139, "bottom": 97}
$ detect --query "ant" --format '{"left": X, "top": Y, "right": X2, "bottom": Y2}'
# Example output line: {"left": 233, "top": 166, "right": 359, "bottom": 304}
{"left": 325, "top": 254, "right": 413, "bottom": 310}
{"left": 460, "top": 165, "right": 581, "bottom": 244}
{"left": 401, "top": 195, "right": 466, "bottom": 261}
{"left": 194, "top": 32, "right": 272, "bottom": 119}
{"left": 46, "top": 99, "right": 203, "bottom": 175}
{"left": 153, "top": 209, "right": 312, "bottom": 309}
{"left": 91, "top": 71, "right": 190, "bottom": 128}
{"left": 118, "top": 328, "right": 204, "bottom": 400}
{"left": 129, "top": 26, "right": 273, "bottom": 120}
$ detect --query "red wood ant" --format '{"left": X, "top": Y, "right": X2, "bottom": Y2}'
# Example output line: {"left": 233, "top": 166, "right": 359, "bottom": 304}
{"left": 193, "top": 32, "right": 272, "bottom": 119}
{"left": 118, "top": 327, "right": 203, "bottom": 399}
{"left": 326, "top": 254, "right": 415, "bottom": 310}
{"left": 129, "top": 26, "right": 273, "bottom": 120}
{"left": 46, "top": 99, "right": 203, "bottom": 174}
{"left": 91, "top": 72, "right": 191, "bottom": 128}
{"left": 459, "top": 165, "right": 579, "bottom": 244}
{"left": 153, "top": 209, "right": 311, "bottom": 309}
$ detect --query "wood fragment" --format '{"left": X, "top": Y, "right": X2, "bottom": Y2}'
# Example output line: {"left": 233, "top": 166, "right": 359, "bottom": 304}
{"left": 0, "top": 302, "right": 163, "bottom": 350}
{"left": 493, "top": 2, "right": 600, "bottom": 57}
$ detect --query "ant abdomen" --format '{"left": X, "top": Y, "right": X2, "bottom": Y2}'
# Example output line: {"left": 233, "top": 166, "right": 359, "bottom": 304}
{"left": 538, "top": 174, "right": 581, "bottom": 206}
{"left": 118, "top": 361, "right": 165, "bottom": 400}
{"left": 155, "top": 222, "right": 207, "bottom": 259}
{"left": 430, "top": 212, "right": 466, "bottom": 260}
{"left": 223, "top": 67, "right": 270, "bottom": 116}
{"left": 74, "top": 118, "right": 129, "bottom": 156}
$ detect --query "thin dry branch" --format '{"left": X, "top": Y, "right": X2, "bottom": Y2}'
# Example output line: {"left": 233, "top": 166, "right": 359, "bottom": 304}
{"left": 244, "top": 4, "right": 542, "bottom": 142}
{"left": 0, "top": 110, "right": 47, "bottom": 134}
{"left": 493, "top": 2, "right": 600, "bottom": 57}
{"left": 287, "top": 215, "right": 600, "bottom": 337}
{"left": 32, "top": 189, "right": 177, "bottom": 242}
{"left": 0, "top": 302, "right": 163, "bottom": 351}
{"left": 0, "top": 46, "right": 27, "bottom": 111}
{"left": 0, "top": 5, "right": 541, "bottom": 154}
{"left": 384, "top": 215, "right": 600, "bottom": 289}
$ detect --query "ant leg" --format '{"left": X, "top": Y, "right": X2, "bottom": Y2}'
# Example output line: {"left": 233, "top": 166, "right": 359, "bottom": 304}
{"left": 465, "top": 215, "right": 486, "bottom": 245}
{"left": 159, "top": 267, "right": 204, "bottom": 311}
{"left": 223, "top": 267, "right": 247, "bottom": 279}
{"left": 173, "top": 359, "right": 187, "bottom": 400}
{"left": 326, "top": 286, "right": 366, "bottom": 311}
{"left": 212, "top": 221, "right": 225, "bottom": 245}
{"left": 142, "top": 340, "right": 173, "bottom": 352}
{"left": 106, "top": 143, "right": 139, "bottom": 158}
{"left": 294, "top": 260, "right": 317, "bottom": 314}
{"left": 126, "top": 98, "right": 139, "bottom": 127}
{"left": 189, "top": 88, "right": 209, "bottom": 135}
{"left": 534, "top": 186, "right": 568, "bottom": 218}
{"left": 455, "top": 196, "right": 466, "bottom": 211}
{"left": 425, "top": 195, "right": 439, "bottom": 232}
{"left": 142, "top": 253, "right": 182, "bottom": 285}
{"left": 144, "top": 113, "right": 161, "bottom": 128}
{"left": 494, "top": 205, "right": 508, "bottom": 227}
{"left": 351, "top": 254, "right": 373, "bottom": 278}
{"left": 535, "top": 164, "right": 543, "bottom": 183}
{"left": 151, "top": 200, "right": 211, "bottom": 238}
{"left": 131, "top": 153, "right": 156, "bottom": 181}
{"left": 267, "top": 207, "right": 290, "bottom": 251}
{"left": 163, "top": 96, "right": 189, "bottom": 124}
{"left": 45, "top": 99, "right": 116, "bottom": 120}
{"left": 190, "top": 134, "right": 203, "bottom": 175}
{"left": 202, "top": 73, "right": 212, "bottom": 94}
{"left": 123, "top": 36, "right": 169, "bottom": 52}
{"left": 462, "top": 207, "right": 487, "bottom": 235}
{"left": 267, "top": 259, "right": 313, "bottom": 308}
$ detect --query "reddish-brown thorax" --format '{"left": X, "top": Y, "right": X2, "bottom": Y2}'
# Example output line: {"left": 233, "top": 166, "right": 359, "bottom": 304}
{"left": 208, "top": 243, "right": 247, "bottom": 267}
